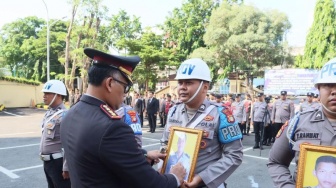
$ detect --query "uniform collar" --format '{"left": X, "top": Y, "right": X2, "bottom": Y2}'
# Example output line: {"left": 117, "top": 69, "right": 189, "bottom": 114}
{"left": 49, "top": 103, "right": 65, "bottom": 110}
{"left": 81, "top": 94, "right": 106, "bottom": 107}
{"left": 181, "top": 99, "right": 210, "bottom": 113}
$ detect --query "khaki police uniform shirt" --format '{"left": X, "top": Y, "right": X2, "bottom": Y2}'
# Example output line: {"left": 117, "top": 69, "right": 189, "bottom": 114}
{"left": 40, "top": 103, "right": 67, "bottom": 171}
{"left": 251, "top": 101, "right": 267, "bottom": 122}
{"left": 271, "top": 99, "right": 295, "bottom": 123}
{"left": 268, "top": 107, "right": 336, "bottom": 188}
{"left": 231, "top": 101, "right": 247, "bottom": 123}
{"left": 161, "top": 99, "right": 243, "bottom": 188}
{"left": 300, "top": 101, "right": 321, "bottom": 112}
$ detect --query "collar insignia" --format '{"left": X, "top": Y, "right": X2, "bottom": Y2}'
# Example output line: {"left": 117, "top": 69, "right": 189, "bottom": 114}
{"left": 100, "top": 104, "right": 121, "bottom": 120}
{"left": 199, "top": 104, "right": 206, "bottom": 111}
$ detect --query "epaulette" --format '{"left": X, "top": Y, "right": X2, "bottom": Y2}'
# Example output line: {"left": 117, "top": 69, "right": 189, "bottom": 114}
{"left": 100, "top": 104, "right": 121, "bottom": 120}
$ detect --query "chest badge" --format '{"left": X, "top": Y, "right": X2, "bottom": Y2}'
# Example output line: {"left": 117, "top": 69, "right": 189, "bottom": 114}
{"left": 204, "top": 115, "right": 214, "bottom": 121}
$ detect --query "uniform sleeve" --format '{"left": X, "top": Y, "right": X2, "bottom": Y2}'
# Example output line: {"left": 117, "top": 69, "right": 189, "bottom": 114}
{"left": 198, "top": 139, "right": 243, "bottom": 188}
{"left": 271, "top": 102, "right": 276, "bottom": 122}
{"left": 251, "top": 104, "right": 255, "bottom": 122}
{"left": 290, "top": 102, "right": 295, "bottom": 119}
{"left": 267, "top": 126, "right": 295, "bottom": 188}
{"left": 99, "top": 122, "right": 178, "bottom": 188}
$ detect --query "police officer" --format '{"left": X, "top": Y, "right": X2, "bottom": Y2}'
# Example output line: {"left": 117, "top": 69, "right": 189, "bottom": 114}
{"left": 61, "top": 48, "right": 186, "bottom": 187}
{"left": 271, "top": 90, "right": 294, "bottom": 142}
{"left": 40, "top": 80, "right": 70, "bottom": 188}
{"left": 268, "top": 57, "right": 336, "bottom": 188}
{"left": 232, "top": 94, "right": 247, "bottom": 136}
{"left": 250, "top": 93, "right": 267, "bottom": 149}
{"left": 244, "top": 94, "right": 252, "bottom": 135}
{"left": 313, "top": 93, "right": 320, "bottom": 102}
{"left": 161, "top": 58, "right": 243, "bottom": 188}
{"left": 300, "top": 92, "right": 320, "bottom": 112}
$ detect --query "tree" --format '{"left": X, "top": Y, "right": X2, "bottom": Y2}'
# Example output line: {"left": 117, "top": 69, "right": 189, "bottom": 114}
{"left": 128, "top": 29, "right": 177, "bottom": 92}
{"left": 302, "top": 0, "right": 336, "bottom": 68}
{"left": 203, "top": 3, "right": 291, "bottom": 91}
{"left": 0, "top": 17, "right": 45, "bottom": 78}
{"left": 107, "top": 10, "right": 142, "bottom": 54}
{"left": 162, "top": 0, "right": 219, "bottom": 61}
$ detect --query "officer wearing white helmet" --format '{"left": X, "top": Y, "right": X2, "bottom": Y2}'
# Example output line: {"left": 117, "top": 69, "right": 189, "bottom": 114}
{"left": 268, "top": 57, "right": 336, "bottom": 188}
{"left": 161, "top": 58, "right": 243, "bottom": 188}
{"left": 40, "top": 80, "right": 70, "bottom": 187}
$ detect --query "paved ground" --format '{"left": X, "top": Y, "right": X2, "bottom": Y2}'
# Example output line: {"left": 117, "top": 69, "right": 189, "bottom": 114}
{"left": 0, "top": 108, "right": 295, "bottom": 188}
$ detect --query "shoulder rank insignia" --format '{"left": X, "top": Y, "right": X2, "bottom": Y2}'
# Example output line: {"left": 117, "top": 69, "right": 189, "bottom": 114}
{"left": 221, "top": 107, "right": 235, "bottom": 123}
{"left": 127, "top": 110, "right": 138, "bottom": 123}
{"left": 100, "top": 104, "right": 121, "bottom": 120}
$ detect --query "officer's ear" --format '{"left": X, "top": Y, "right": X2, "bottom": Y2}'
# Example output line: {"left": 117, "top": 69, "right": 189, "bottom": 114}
{"left": 203, "top": 81, "right": 209, "bottom": 91}
{"left": 105, "top": 77, "right": 113, "bottom": 92}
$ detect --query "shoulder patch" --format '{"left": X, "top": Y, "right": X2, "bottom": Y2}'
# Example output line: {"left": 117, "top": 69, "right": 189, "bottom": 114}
{"left": 220, "top": 106, "right": 235, "bottom": 123}
{"left": 126, "top": 110, "right": 138, "bottom": 123}
{"left": 100, "top": 104, "right": 121, "bottom": 120}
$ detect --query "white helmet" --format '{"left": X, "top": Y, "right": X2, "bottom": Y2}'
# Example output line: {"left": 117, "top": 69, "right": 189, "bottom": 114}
{"left": 175, "top": 58, "right": 211, "bottom": 82}
{"left": 41, "top": 80, "right": 67, "bottom": 96}
{"left": 315, "top": 57, "right": 336, "bottom": 88}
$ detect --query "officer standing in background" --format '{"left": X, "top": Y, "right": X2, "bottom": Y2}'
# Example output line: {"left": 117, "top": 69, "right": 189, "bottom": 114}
{"left": 268, "top": 58, "right": 336, "bottom": 188}
{"left": 40, "top": 80, "right": 70, "bottom": 188}
{"left": 300, "top": 92, "right": 320, "bottom": 112}
{"left": 313, "top": 93, "right": 320, "bottom": 102}
{"left": 162, "top": 94, "right": 174, "bottom": 128}
{"left": 244, "top": 94, "right": 252, "bottom": 135}
{"left": 61, "top": 48, "right": 186, "bottom": 187}
{"left": 271, "top": 90, "right": 294, "bottom": 143}
{"left": 147, "top": 91, "right": 160, "bottom": 133}
{"left": 262, "top": 96, "right": 273, "bottom": 146}
{"left": 250, "top": 93, "right": 267, "bottom": 149}
{"left": 133, "top": 92, "right": 145, "bottom": 127}
{"left": 232, "top": 94, "right": 247, "bottom": 136}
{"left": 161, "top": 58, "right": 243, "bottom": 188}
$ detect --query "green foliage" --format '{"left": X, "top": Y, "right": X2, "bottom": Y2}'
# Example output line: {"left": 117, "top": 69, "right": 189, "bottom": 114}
{"left": 0, "top": 76, "right": 41, "bottom": 85}
{"left": 203, "top": 3, "right": 291, "bottom": 84}
{"left": 302, "top": 0, "right": 336, "bottom": 68}
{"left": 162, "top": 0, "right": 219, "bottom": 60}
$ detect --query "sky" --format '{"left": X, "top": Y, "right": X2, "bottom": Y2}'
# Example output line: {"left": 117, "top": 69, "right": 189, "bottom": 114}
{"left": 0, "top": 0, "right": 317, "bottom": 47}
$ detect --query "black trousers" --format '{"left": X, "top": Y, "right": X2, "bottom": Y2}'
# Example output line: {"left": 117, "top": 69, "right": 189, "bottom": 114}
{"left": 272, "top": 123, "right": 283, "bottom": 139}
{"left": 44, "top": 157, "right": 70, "bottom": 188}
{"left": 139, "top": 112, "right": 144, "bottom": 127}
{"left": 148, "top": 113, "right": 157, "bottom": 132}
{"left": 263, "top": 123, "right": 272, "bottom": 143}
{"left": 253, "top": 122, "right": 264, "bottom": 143}
{"left": 159, "top": 112, "right": 164, "bottom": 126}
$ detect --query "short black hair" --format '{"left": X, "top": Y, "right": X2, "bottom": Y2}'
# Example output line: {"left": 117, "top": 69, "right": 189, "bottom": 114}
{"left": 315, "top": 156, "right": 336, "bottom": 170}
{"left": 88, "top": 65, "right": 123, "bottom": 86}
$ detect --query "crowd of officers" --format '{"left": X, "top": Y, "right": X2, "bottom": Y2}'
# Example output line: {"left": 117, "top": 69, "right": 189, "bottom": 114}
{"left": 206, "top": 91, "right": 321, "bottom": 149}
{"left": 38, "top": 47, "right": 335, "bottom": 188}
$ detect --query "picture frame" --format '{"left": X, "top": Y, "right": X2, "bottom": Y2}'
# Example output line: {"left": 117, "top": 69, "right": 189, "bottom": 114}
{"left": 296, "top": 144, "right": 336, "bottom": 188}
{"left": 161, "top": 126, "right": 203, "bottom": 182}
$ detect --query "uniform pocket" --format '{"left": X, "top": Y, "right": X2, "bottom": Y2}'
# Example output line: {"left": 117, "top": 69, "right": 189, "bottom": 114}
{"left": 45, "top": 122, "right": 56, "bottom": 139}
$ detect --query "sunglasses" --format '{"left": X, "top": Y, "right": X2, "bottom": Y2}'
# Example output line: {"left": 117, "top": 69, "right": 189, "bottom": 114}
{"left": 112, "top": 77, "right": 132, "bottom": 93}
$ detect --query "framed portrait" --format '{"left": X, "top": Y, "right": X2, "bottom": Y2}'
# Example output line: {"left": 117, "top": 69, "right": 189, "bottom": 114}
{"left": 296, "top": 144, "right": 336, "bottom": 188}
{"left": 161, "top": 126, "right": 203, "bottom": 182}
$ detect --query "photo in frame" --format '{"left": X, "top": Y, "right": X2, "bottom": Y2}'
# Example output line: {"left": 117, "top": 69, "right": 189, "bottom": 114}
{"left": 296, "top": 144, "right": 336, "bottom": 188}
{"left": 161, "top": 126, "right": 203, "bottom": 182}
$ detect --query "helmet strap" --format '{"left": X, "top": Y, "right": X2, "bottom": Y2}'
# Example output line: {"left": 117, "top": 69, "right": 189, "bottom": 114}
{"left": 321, "top": 102, "right": 336, "bottom": 115}
{"left": 184, "top": 81, "right": 203, "bottom": 104}
{"left": 48, "top": 94, "right": 57, "bottom": 108}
